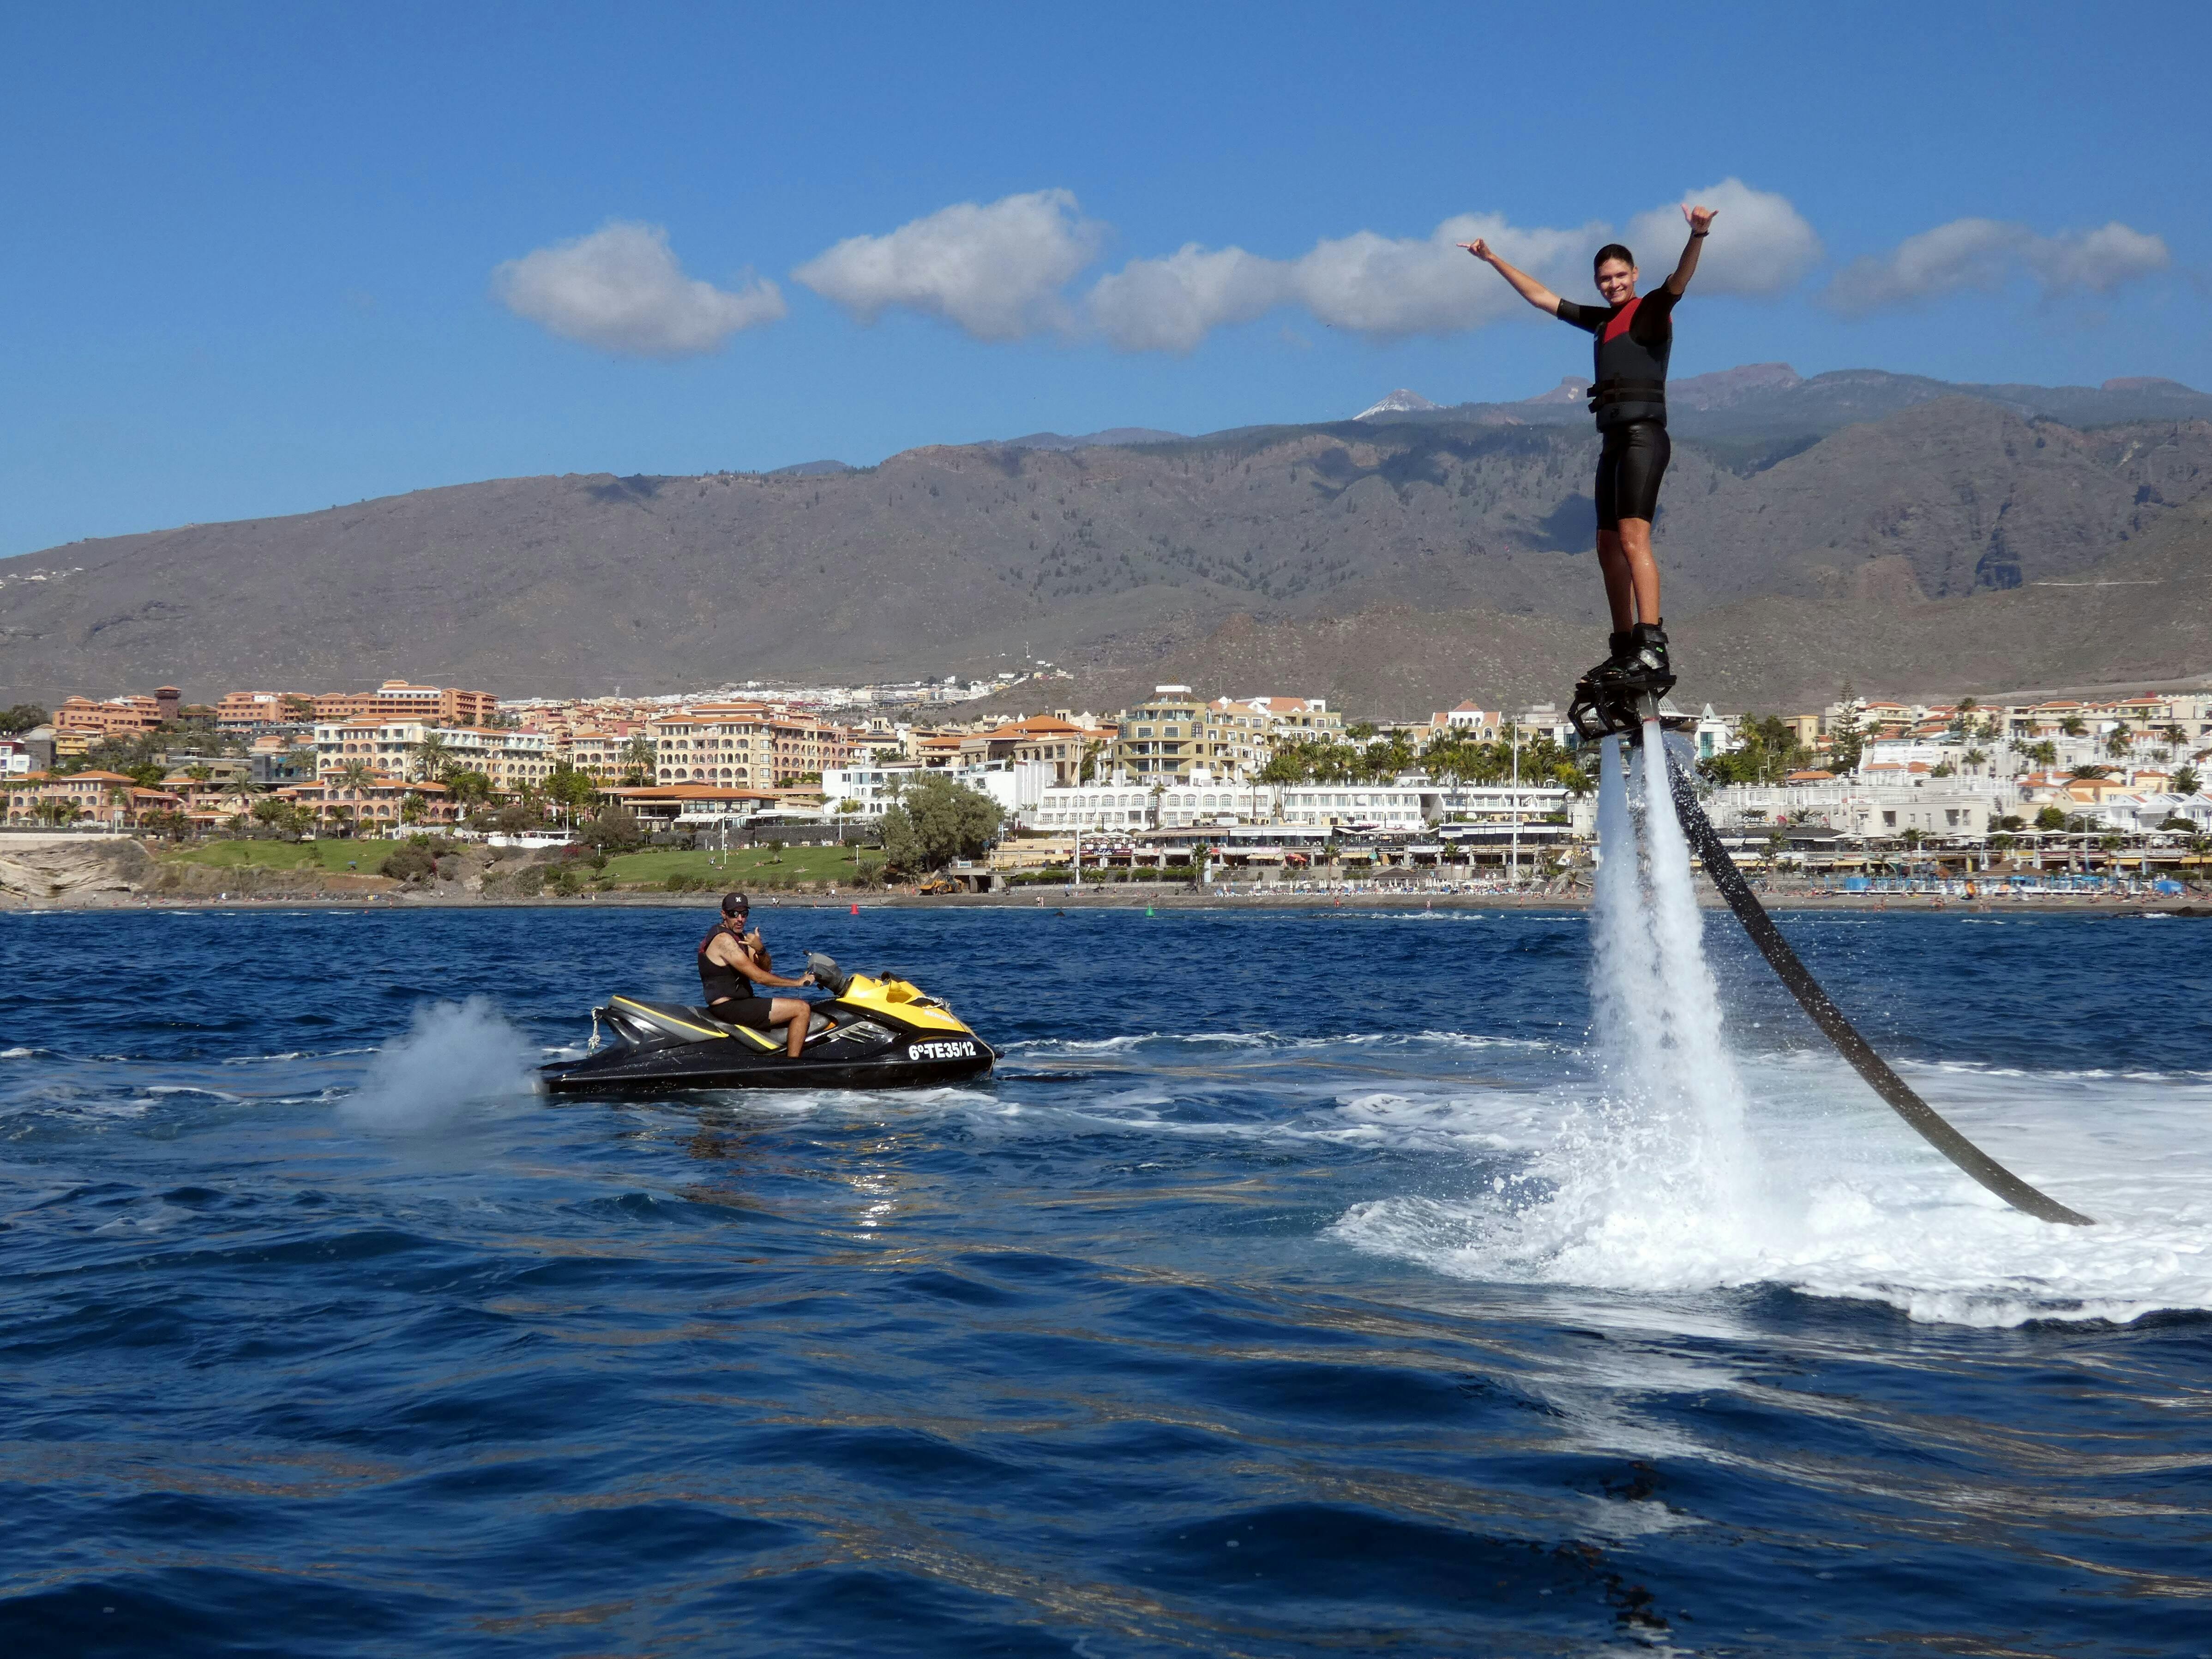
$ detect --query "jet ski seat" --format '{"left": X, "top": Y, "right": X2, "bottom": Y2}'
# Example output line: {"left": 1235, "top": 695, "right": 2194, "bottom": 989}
{"left": 706, "top": 1007, "right": 837, "bottom": 1048}
{"left": 770, "top": 1012, "right": 837, "bottom": 1047}
{"left": 606, "top": 998, "right": 837, "bottom": 1051}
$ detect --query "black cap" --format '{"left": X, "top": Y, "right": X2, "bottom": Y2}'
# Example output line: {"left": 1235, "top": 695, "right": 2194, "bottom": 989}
{"left": 721, "top": 891, "right": 749, "bottom": 917}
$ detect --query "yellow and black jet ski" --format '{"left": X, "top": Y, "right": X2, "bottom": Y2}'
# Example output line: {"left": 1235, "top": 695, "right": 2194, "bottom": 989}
{"left": 540, "top": 953, "right": 993, "bottom": 1095}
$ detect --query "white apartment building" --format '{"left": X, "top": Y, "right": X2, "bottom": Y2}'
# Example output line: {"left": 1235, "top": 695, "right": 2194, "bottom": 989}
{"left": 820, "top": 762, "right": 924, "bottom": 819}
{"left": 1853, "top": 792, "right": 1999, "bottom": 841}
{"left": 313, "top": 721, "right": 553, "bottom": 790}
{"left": 1020, "top": 774, "right": 1576, "bottom": 834}
{"left": 560, "top": 728, "right": 653, "bottom": 786}
{"left": 2099, "top": 793, "right": 2212, "bottom": 835}
{"left": 823, "top": 759, "right": 1055, "bottom": 824}
{"left": 1024, "top": 779, "right": 1162, "bottom": 832}
{"left": 651, "top": 711, "right": 772, "bottom": 787}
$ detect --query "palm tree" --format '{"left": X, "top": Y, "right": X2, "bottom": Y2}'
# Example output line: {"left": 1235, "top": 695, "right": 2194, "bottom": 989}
{"left": 2105, "top": 721, "right": 2134, "bottom": 760}
{"left": 620, "top": 735, "right": 657, "bottom": 786}
{"left": 2060, "top": 715, "right": 2086, "bottom": 737}
{"left": 446, "top": 769, "right": 494, "bottom": 813}
{"left": 413, "top": 732, "right": 452, "bottom": 781}
{"left": 334, "top": 762, "right": 374, "bottom": 836}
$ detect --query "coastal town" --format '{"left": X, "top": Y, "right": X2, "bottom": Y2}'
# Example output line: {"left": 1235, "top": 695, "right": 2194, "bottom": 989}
{"left": 5, "top": 669, "right": 2209, "bottom": 894}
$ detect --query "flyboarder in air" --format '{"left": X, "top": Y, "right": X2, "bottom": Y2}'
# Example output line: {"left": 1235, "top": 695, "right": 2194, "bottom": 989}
{"left": 1456, "top": 212, "right": 2094, "bottom": 1228}
{"left": 1462, "top": 204, "right": 1716, "bottom": 735}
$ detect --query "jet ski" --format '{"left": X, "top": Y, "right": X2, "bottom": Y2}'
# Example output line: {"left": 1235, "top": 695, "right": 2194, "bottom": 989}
{"left": 540, "top": 952, "right": 994, "bottom": 1095}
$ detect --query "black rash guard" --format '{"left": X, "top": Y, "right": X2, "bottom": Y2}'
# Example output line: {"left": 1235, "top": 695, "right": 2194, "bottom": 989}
{"left": 1556, "top": 288, "right": 1679, "bottom": 430}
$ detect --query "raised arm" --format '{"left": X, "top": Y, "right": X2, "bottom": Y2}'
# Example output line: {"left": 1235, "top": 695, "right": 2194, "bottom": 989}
{"left": 1460, "top": 238, "right": 1564, "bottom": 316}
{"left": 1663, "top": 204, "right": 1717, "bottom": 296}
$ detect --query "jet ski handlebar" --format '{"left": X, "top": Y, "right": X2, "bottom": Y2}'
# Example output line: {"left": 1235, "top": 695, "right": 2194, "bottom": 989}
{"left": 805, "top": 951, "right": 854, "bottom": 997}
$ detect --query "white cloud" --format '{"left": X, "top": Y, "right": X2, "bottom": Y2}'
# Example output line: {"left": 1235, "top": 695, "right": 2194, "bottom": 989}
{"left": 1826, "top": 217, "right": 2170, "bottom": 315}
{"left": 2020, "top": 221, "right": 2170, "bottom": 295}
{"left": 1088, "top": 213, "right": 1605, "bottom": 352}
{"left": 1623, "top": 178, "right": 1823, "bottom": 297}
{"left": 1288, "top": 213, "right": 1605, "bottom": 337}
{"left": 793, "top": 188, "right": 1106, "bottom": 341}
{"left": 798, "top": 181, "right": 1824, "bottom": 355}
{"left": 1088, "top": 244, "right": 1287, "bottom": 352}
{"left": 491, "top": 221, "right": 785, "bottom": 358}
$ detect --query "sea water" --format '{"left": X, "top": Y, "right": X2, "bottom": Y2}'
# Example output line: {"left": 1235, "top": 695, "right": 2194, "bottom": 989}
{"left": 3, "top": 902, "right": 2209, "bottom": 1654}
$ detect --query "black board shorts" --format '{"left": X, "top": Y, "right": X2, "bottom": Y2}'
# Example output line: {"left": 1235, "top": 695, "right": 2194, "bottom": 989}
{"left": 1595, "top": 420, "right": 1670, "bottom": 529}
{"left": 709, "top": 996, "right": 778, "bottom": 1030}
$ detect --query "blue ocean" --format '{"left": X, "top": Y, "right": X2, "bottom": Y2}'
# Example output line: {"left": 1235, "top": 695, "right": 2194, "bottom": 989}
{"left": 4, "top": 902, "right": 2209, "bottom": 1656}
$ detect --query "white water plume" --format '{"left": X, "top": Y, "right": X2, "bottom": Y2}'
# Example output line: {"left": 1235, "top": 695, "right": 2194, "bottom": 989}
{"left": 1545, "top": 734, "right": 1767, "bottom": 1257}
{"left": 1341, "top": 733, "right": 1784, "bottom": 1290}
{"left": 340, "top": 998, "right": 538, "bottom": 1132}
{"left": 1334, "top": 730, "right": 2212, "bottom": 1326}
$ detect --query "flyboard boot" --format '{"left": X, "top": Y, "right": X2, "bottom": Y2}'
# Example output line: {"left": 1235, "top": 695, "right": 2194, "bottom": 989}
{"left": 1568, "top": 621, "right": 1677, "bottom": 742}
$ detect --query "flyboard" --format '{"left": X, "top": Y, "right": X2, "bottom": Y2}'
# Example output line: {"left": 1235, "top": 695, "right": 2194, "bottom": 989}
{"left": 1569, "top": 676, "right": 2093, "bottom": 1226}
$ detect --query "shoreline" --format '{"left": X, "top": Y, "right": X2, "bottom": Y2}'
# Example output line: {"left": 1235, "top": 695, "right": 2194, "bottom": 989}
{"left": 7, "top": 886, "right": 2206, "bottom": 918}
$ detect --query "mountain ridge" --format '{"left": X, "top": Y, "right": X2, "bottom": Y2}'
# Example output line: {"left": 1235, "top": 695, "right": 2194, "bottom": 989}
{"left": 3, "top": 367, "right": 2209, "bottom": 711}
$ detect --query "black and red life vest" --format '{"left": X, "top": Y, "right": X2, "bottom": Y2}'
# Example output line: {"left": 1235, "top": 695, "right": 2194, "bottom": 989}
{"left": 1587, "top": 296, "right": 1671, "bottom": 429}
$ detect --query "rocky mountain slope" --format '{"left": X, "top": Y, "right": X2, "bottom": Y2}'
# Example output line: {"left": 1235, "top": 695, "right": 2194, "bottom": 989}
{"left": 2, "top": 370, "right": 2207, "bottom": 709}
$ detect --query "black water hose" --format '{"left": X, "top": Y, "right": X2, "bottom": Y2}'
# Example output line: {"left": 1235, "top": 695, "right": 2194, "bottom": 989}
{"left": 1660, "top": 752, "right": 2094, "bottom": 1226}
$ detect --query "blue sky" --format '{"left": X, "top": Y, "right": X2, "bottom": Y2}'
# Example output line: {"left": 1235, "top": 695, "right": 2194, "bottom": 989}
{"left": 4, "top": 0, "right": 2204, "bottom": 558}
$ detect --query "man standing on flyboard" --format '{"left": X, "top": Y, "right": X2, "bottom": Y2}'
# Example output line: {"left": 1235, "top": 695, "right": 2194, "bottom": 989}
{"left": 1461, "top": 204, "right": 1717, "bottom": 731}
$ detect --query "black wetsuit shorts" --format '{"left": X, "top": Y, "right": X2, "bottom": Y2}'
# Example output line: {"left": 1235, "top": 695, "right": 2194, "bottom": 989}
{"left": 1595, "top": 421, "right": 1670, "bottom": 530}
{"left": 709, "top": 996, "right": 779, "bottom": 1030}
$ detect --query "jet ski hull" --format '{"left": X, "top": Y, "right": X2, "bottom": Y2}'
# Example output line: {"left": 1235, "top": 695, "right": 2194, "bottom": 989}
{"left": 540, "top": 1033, "right": 993, "bottom": 1094}
{"left": 539, "top": 973, "right": 993, "bottom": 1097}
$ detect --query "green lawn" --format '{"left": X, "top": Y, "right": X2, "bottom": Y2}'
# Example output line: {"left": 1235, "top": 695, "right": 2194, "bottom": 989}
{"left": 166, "top": 839, "right": 406, "bottom": 872}
{"left": 601, "top": 844, "right": 875, "bottom": 887}
{"left": 162, "top": 838, "right": 876, "bottom": 886}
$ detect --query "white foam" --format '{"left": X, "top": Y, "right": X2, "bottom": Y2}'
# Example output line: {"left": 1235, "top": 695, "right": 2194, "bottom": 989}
{"left": 1338, "top": 1056, "right": 2212, "bottom": 1325}
{"left": 1005, "top": 1029, "right": 1556, "bottom": 1059}
{"left": 1335, "top": 733, "right": 2212, "bottom": 1328}
{"left": 340, "top": 997, "right": 539, "bottom": 1133}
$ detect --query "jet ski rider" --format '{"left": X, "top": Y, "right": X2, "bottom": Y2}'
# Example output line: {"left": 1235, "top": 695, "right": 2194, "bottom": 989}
{"left": 697, "top": 891, "right": 816, "bottom": 1059}
{"left": 1461, "top": 202, "right": 1716, "bottom": 698}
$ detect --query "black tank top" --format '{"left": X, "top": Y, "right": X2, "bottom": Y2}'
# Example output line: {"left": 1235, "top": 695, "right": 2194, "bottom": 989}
{"left": 697, "top": 923, "right": 759, "bottom": 1004}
